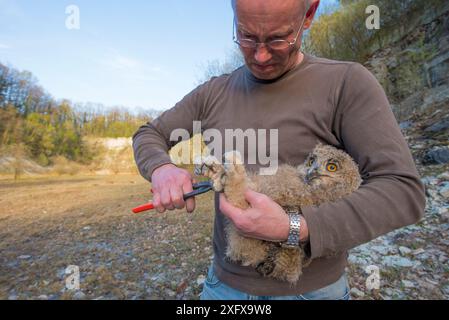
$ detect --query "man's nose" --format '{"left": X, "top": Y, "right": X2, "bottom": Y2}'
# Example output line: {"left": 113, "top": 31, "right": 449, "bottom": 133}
{"left": 254, "top": 44, "right": 272, "bottom": 64}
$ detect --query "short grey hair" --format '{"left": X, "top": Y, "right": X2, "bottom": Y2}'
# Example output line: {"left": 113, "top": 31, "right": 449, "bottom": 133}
{"left": 231, "top": 0, "right": 311, "bottom": 12}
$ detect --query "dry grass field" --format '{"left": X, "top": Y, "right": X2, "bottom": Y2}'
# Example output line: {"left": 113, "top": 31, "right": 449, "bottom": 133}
{"left": 0, "top": 174, "right": 215, "bottom": 300}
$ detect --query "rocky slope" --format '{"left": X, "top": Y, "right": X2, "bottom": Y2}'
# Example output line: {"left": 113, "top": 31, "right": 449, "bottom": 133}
{"left": 365, "top": 1, "right": 449, "bottom": 122}
{"left": 347, "top": 100, "right": 449, "bottom": 299}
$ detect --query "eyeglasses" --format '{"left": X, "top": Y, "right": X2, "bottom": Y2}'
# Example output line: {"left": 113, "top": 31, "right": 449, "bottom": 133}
{"left": 233, "top": 13, "right": 307, "bottom": 51}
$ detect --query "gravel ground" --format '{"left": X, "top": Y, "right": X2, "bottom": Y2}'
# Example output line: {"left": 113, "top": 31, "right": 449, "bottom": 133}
{"left": 347, "top": 170, "right": 449, "bottom": 300}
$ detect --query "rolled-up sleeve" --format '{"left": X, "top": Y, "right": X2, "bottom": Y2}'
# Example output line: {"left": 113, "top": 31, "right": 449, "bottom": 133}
{"left": 302, "top": 63, "right": 426, "bottom": 259}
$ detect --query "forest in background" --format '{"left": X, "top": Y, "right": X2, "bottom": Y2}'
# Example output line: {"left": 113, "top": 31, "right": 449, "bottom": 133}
{"left": 304, "top": 0, "right": 441, "bottom": 62}
{"left": 0, "top": 62, "right": 160, "bottom": 167}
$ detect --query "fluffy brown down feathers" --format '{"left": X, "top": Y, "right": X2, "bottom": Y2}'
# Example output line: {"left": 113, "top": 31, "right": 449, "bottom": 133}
{"left": 196, "top": 143, "right": 362, "bottom": 284}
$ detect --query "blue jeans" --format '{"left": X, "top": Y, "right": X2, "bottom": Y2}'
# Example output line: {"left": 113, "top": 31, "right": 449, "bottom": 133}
{"left": 200, "top": 264, "right": 351, "bottom": 300}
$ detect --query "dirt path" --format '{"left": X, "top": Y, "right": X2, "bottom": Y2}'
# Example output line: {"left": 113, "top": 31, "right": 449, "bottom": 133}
{"left": 0, "top": 174, "right": 215, "bottom": 300}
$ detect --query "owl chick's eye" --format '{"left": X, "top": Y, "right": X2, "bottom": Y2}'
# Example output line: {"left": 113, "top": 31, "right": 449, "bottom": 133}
{"left": 326, "top": 163, "right": 338, "bottom": 172}
{"left": 306, "top": 156, "right": 315, "bottom": 167}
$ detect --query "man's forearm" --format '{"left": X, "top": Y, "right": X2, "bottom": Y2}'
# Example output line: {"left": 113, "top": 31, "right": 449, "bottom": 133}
{"left": 132, "top": 121, "right": 173, "bottom": 182}
{"left": 301, "top": 173, "right": 425, "bottom": 259}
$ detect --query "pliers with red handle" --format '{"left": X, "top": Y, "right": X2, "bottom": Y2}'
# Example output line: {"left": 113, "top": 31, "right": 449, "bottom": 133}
{"left": 132, "top": 181, "right": 214, "bottom": 213}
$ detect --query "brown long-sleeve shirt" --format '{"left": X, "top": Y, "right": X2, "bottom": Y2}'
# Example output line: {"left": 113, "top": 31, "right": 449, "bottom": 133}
{"left": 132, "top": 53, "right": 426, "bottom": 296}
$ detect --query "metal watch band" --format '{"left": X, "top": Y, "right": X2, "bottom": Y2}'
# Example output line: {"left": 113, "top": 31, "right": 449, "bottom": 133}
{"left": 281, "top": 211, "right": 301, "bottom": 248}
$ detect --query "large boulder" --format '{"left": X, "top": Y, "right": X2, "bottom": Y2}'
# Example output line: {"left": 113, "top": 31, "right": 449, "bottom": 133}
{"left": 423, "top": 146, "right": 449, "bottom": 164}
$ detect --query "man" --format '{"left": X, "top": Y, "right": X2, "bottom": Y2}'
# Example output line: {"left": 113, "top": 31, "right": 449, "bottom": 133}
{"left": 133, "top": 0, "right": 426, "bottom": 300}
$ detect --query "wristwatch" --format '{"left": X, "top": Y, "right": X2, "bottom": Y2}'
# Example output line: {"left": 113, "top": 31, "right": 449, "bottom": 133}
{"left": 281, "top": 210, "right": 302, "bottom": 249}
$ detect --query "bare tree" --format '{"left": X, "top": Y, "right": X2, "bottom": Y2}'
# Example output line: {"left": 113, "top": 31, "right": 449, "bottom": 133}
{"left": 196, "top": 48, "right": 244, "bottom": 85}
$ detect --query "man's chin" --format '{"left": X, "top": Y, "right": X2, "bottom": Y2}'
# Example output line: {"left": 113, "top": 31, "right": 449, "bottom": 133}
{"left": 249, "top": 65, "right": 282, "bottom": 80}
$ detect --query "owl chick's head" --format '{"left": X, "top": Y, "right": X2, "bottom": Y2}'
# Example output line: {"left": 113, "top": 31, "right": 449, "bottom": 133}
{"left": 300, "top": 143, "right": 362, "bottom": 197}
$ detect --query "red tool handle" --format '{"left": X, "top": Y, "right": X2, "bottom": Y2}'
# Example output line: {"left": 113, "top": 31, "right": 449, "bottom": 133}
{"left": 132, "top": 182, "right": 210, "bottom": 214}
{"left": 131, "top": 188, "right": 155, "bottom": 213}
{"left": 132, "top": 203, "right": 155, "bottom": 213}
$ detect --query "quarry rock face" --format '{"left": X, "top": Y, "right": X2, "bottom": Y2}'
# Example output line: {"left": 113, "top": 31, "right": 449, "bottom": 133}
{"left": 365, "top": 2, "right": 449, "bottom": 122}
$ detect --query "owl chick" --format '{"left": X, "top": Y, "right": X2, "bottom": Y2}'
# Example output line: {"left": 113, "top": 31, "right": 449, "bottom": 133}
{"left": 196, "top": 143, "right": 362, "bottom": 284}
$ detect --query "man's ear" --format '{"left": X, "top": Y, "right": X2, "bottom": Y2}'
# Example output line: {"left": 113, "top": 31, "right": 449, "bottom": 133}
{"left": 303, "top": 0, "right": 320, "bottom": 30}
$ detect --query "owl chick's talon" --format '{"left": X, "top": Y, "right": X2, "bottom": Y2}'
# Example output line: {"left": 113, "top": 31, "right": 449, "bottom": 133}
{"left": 195, "top": 155, "right": 226, "bottom": 192}
{"left": 256, "top": 260, "right": 275, "bottom": 276}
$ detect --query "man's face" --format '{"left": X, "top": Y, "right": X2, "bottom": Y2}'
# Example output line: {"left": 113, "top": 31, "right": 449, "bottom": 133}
{"left": 234, "top": 0, "right": 313, "bottom": 80}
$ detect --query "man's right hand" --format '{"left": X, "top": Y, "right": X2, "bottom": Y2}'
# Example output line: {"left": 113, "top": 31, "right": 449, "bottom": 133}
{"left": 150, "top": 163, "right": 196, "bottom": 213}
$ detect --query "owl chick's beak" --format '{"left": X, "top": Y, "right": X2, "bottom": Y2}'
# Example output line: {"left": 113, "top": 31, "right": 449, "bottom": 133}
{"left": 305, "top": 172, "right": 319, "bottom": 184}
{"left": 304, "top": 166, "right": 320, "bottom": 184}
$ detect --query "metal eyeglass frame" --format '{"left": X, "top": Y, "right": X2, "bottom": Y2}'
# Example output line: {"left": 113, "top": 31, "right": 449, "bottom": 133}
{"left": 232, "top": 12, "right": 308, "bottom": 50}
